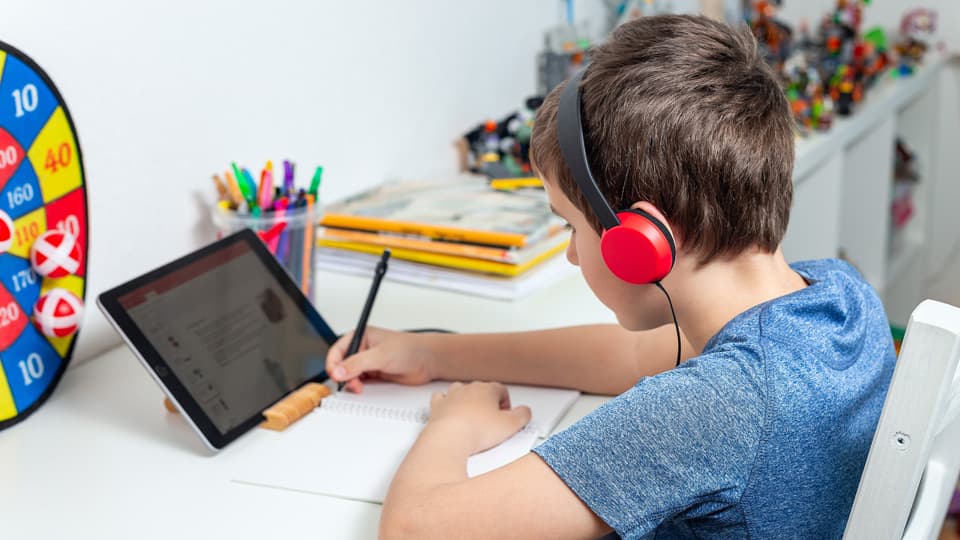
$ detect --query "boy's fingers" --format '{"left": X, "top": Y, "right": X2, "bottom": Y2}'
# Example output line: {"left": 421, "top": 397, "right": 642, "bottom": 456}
{"left": 334, "top": 351, "right": 383, "bottom": 382}
{"left": 345, "top": 378, "right": 364, "bottom": 393}
{"left": 506, "top": 406, "right": 532, "bottom": 431}
{"left": 430, "top": 392, "right": 445, "bottom": 407}
{"left": 325, "top": 333, "right": 354, "bottom": 373}
{"left": 485, "top": 382, "right": 511, "bottom": 409}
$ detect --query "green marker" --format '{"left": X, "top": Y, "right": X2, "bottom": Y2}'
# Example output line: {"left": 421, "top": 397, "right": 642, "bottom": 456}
{"left": 309, "top": 166, "right": 324, "bottom": 197}
{"left": 231, "top": 162, "right": 254, "bottom": 204}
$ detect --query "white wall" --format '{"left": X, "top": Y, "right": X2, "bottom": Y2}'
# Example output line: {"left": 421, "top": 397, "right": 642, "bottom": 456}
{"left": 0, "top": 0, "right": 588, "bottom": 363}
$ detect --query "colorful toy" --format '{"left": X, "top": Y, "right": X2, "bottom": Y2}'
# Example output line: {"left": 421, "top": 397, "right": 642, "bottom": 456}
{"left": 0, "top": 40, "right": 89, "bottom": 431}
{"left": 747, "top": 1, "right": 793, "bottom": 67}
{"left": 537, "top": 1, "right": 590, "bottom": 95}
{"left": 459, "top": 96, "right": 544, "bottom": 179}
{"left": 30, "top": 229, "right": 81, "bottom": 278}
{"left": 747, "top": 1, "right": 921, "bottom": 133}
{"left": 33, "top": 288, "right": 83, "bottom": 338}
{"left": 889, "top": 139, "right": 919, "bottom": 258}
{"left": 0, "top": 210, "right": 13, "bottom": 254}
{"left": 891, "top": 9, "right": 938, "bottom": 77}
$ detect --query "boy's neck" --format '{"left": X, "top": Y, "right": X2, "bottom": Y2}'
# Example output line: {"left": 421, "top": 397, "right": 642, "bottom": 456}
{"left": 670, "top": 248, "right": 808, "bottom": 354}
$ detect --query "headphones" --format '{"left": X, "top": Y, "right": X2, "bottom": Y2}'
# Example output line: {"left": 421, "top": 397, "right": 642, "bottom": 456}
{"left": 556, "top": 68, "right": 676, "bottom": 285}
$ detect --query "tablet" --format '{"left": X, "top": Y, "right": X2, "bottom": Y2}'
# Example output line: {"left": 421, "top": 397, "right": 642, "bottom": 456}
{"left": 98, "top": 229, "right": 338, "bottom": 451}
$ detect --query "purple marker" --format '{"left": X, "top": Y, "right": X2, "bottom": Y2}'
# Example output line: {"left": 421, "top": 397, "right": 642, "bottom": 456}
{"left": 283, "top": 160, "right": 294, "bottom": 195}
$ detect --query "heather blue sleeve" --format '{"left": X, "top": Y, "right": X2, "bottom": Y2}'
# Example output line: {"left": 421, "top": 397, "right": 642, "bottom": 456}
{"left": 533, "top": 351, "right": 766, "bottom": 539}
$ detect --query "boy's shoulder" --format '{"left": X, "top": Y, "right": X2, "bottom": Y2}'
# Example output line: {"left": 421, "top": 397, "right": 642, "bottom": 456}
{"left": 789, "top": 257, "right": 866, "bottom": 284}
{"left": 707, "top": 257, "right": 884, "bottom": 353}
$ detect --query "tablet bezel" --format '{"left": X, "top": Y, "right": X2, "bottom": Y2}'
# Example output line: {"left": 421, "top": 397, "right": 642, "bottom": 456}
{"left": 98, "top": 228, "right": 338, "bottom": 451}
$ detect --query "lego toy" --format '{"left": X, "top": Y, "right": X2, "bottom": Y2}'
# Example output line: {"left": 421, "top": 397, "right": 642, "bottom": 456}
{"left": 458, "top": 96, "right": 544, "bottom": 179}
{"left": 747, "top": 1, "right": 793, "bottom": 67}
{"left": 891, "top": 8, "right": 937, "bottom": 77}
{"left": 745, "top": 1, "right": 925, "bottom": 133}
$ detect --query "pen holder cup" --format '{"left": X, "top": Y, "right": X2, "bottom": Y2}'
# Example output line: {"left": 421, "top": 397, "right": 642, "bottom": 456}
{"left": 211, "top": 202, "right": 321, "bottom": 299}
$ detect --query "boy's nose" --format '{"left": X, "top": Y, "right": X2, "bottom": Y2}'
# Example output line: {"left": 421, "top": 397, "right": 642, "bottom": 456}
{"left": 566, "top": 240, "right": 579, "bottom": 266}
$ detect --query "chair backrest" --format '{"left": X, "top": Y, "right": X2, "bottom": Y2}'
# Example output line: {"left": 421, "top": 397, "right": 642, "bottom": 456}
{"left": 844, "top": 300, "right": 960, "bottom": 540}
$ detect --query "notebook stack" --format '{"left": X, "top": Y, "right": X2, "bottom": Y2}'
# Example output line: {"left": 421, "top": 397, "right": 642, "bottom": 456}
{"left": 316, "top": 177, "right": 575, "bottom": 300}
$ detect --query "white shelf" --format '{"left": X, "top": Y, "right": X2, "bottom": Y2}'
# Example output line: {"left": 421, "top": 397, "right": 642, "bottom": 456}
{"left": 887, "top": 238, "right": 924, "bottom": 292}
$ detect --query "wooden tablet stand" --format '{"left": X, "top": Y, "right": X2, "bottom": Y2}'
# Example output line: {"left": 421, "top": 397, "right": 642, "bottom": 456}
{"left": 162, "top": 382, "right": 332, "bottom": 432}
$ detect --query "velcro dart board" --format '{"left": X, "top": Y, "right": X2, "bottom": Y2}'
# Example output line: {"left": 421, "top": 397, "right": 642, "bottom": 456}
{"left": 0, "top": 40, "right": 88, "bottom": 430}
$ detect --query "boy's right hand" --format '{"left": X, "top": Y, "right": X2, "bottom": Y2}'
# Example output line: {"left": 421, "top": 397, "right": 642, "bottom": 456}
{"left": 325, "top": 327, "right": 436, "bottom": 393}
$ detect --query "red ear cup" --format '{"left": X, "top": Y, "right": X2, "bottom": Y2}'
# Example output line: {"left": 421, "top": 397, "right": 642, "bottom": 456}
{"left": 600, "top": 209, "right": 676, "bottom": 284}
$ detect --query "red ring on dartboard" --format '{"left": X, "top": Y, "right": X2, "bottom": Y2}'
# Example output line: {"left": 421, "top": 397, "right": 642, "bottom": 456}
{"left": 0, "top": 39, "right": 88, "bottom": 431}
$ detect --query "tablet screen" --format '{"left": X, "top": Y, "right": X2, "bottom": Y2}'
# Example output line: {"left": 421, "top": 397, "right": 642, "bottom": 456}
{"left": 115, "top": 236, "right": 332, "bottom": 436}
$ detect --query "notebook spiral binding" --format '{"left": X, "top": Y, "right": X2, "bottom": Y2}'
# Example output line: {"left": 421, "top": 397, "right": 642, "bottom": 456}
{"left": 322, "top": 397, "right": 429, "bottom": 424}
{"left": 322, "top": 395, "right": 541, "bottom": 435}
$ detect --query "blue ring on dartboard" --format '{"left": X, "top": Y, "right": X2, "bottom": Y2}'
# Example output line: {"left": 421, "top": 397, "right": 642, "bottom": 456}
{"left": 0, "top": 40, "right": 89, "bottom": 431}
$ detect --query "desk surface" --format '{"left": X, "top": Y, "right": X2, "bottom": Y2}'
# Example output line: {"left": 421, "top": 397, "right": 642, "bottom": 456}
{"left": 0, "top": 268, "right": 614, "bottom": 539}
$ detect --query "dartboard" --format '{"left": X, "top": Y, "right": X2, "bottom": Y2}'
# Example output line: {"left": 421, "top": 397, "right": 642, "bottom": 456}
{"left": 0, "top": 41, "right": 87, "bottom": 430}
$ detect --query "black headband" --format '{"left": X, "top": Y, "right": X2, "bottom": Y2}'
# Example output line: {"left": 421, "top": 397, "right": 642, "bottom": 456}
{"left": 557, "top": 68, "right": 621, "bottom": 231}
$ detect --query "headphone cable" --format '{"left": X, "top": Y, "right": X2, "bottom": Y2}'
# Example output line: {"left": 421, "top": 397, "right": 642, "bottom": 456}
{"left": 654, "top": 281, "right": 681, "bottom": 368}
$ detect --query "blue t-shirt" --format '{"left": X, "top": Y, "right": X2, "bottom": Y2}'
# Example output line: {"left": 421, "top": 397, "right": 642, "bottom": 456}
{"left": 533, "top": 259, "right": 896, "bottom": 539}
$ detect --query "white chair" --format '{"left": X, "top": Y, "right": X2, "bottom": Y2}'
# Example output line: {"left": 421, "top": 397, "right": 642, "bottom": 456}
{"left": 845, "top": 300, "right": 960, "bottom": 539}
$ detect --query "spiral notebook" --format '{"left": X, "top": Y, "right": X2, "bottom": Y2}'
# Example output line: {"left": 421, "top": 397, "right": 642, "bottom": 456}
{"left": 230, "top": 381, "right": 579, "bottom": 503}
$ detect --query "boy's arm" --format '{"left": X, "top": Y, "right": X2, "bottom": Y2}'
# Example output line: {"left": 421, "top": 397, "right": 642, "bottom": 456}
{"left": 424, "top": 323, "right": 690, "bottom": 395}
{"left": 380, "top": 383, "right": 612, "bottom": 540}
{"left": 328, "top": 323, "right": 692, "bottom": 395}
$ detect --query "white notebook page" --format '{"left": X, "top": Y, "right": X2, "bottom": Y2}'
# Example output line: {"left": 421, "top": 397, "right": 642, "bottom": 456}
{"left": 230, "top": 381, "right": 578, "bottom": 503}
{"left": 333, "top": 381, "right": 580, "bottom": 437}
{"left": 232, "top": 406, "right": 536, "bottom": 503}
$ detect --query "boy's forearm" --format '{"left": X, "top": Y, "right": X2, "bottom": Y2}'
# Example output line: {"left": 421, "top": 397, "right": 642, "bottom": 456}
{"left": 380, "top": 423, "right": 472, "bottom": 539}
{"left": 422, "top": 324, "right": 688, "bottom": 394}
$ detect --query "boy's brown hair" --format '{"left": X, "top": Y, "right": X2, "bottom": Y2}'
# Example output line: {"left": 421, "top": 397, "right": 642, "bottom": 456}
{"left": 531, "top": 14, "right": 794, "bottom": 264}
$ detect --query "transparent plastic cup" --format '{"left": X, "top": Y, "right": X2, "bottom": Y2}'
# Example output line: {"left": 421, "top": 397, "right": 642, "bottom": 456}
{"left": 211, "top": 201, "right": 321, "bottom": 299}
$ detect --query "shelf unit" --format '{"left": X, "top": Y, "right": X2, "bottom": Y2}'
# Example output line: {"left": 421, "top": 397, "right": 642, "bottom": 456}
{"left": 781, "top": 54, "right": 950, "bottom": 326}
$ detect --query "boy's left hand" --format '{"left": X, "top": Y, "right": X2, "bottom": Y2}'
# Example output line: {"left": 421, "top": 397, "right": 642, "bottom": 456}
{"left": 426, "top": 382, "right": 532, "bottom": 455}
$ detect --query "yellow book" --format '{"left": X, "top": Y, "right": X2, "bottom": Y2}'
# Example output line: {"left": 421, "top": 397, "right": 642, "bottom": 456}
{"left": 317, "top": 238, "right": 569, "bottom": 277}
{"left": 321, "top": 227, "right": 569, "bottom": 264}
{"left": 489, "top": 177, "right": 543, "bottom": 190}
{"left": 321, "top": 178, "right": 564, "bottom": 248}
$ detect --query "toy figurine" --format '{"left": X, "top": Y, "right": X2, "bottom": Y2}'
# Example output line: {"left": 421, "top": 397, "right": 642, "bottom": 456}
{"left": 459, "top": 97, "right": 544, "bottom": 179}
{"left": 747, "top": 1, "right": 793, "bottom": 66}
{"left": 891, "top": 8, "right": 937, "bottom": 76}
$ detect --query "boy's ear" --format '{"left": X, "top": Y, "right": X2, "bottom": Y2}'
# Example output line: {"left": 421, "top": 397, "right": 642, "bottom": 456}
{"left": 627, "top": 201, "right": 676, "bottom": 243}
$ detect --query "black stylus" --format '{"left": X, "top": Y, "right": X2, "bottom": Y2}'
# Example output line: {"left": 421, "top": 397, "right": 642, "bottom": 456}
{"left": 337, "top": 249, "right": 391, "bottom": 391}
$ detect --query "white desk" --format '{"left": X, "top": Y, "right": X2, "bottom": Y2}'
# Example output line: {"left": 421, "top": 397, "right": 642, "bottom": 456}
{"left": 0, "top": 268, "right": 614, "bottom": 539}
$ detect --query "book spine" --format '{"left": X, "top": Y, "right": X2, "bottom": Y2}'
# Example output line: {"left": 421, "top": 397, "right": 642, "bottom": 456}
{"left": 322, "top": 228, "right": 516, "bottom": 262}
{"left": 318, "top": 238, "right": 569, "bottom": 277}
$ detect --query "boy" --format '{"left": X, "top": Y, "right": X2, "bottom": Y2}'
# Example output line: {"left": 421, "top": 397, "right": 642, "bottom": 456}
{"left": 326, "top": 15, "right": 895, "bottom": 539}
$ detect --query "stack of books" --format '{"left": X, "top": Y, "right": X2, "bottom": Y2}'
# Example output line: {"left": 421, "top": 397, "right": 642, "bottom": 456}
{"left": 316, "top": 177, "right": 575, "bottom": 300}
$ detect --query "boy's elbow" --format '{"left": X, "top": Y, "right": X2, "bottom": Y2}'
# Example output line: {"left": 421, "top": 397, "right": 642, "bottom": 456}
{"left": 379, "top": 499, "right": 435, "bottom": 540}
{"left": 381, "top": 489, "right": 470, "bottom": 540}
